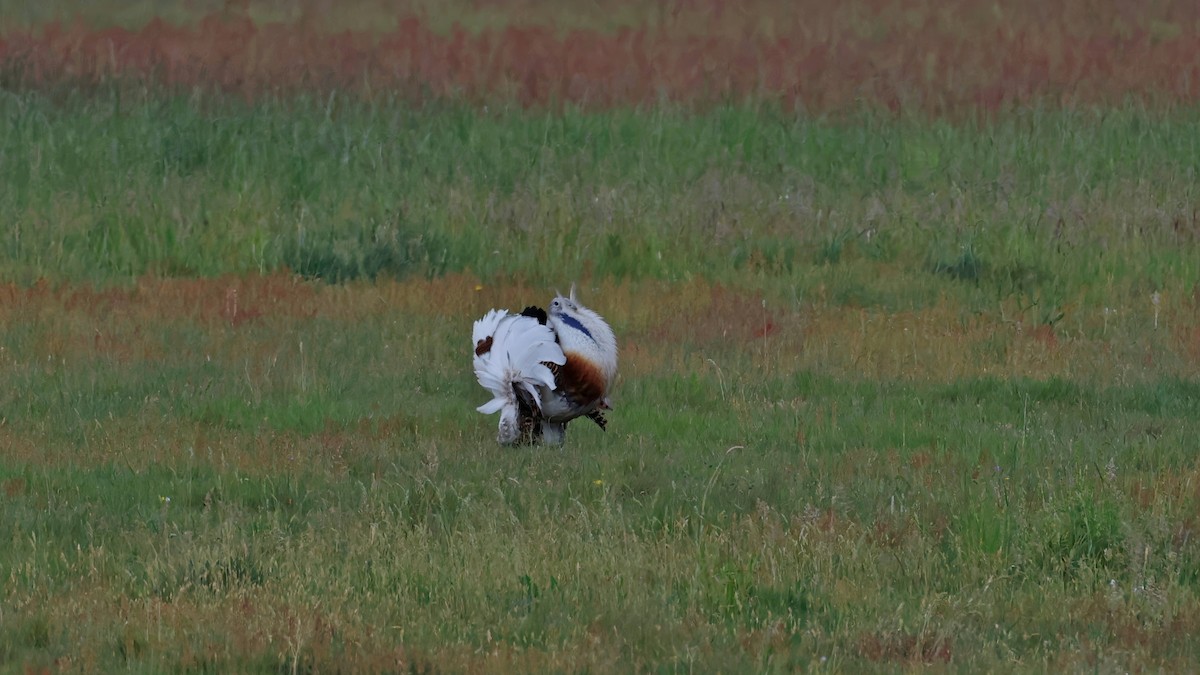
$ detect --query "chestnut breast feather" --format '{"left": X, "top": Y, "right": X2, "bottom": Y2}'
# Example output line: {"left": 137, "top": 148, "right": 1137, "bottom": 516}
{"left": 549, "top": 351, "right": 606, "bottom": 406}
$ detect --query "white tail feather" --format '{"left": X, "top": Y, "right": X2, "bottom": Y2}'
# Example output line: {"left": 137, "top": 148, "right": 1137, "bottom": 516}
{"left": 472, "top": 312, "right": 566, "bottom": 436}
{"left": 472, "top": 309, "right": 508, "bottom": 349}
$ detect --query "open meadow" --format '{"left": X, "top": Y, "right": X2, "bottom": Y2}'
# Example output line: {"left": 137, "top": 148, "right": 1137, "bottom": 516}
{"left": 3, "top": 1, "right": 1200, "bottom": 671}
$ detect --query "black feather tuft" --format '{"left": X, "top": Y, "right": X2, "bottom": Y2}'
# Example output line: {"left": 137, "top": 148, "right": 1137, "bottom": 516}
{"left": 585, "top": 409, "right": 608, "bottom": 431}
{"left": 520, "top": 306, "right": 548, "bottom": 325}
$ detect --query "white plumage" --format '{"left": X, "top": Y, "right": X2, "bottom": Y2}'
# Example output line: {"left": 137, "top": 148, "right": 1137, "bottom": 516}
{"left": 472, "top": 288, "right": 618, "bottom": 445}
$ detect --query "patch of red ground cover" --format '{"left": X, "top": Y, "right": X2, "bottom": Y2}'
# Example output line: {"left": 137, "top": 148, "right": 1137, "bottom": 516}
{"left": 1, "top": 1, "right": 1199, "bottom": 115}
{"left": 0, "top": 273, "right": 319, "bottom": 326}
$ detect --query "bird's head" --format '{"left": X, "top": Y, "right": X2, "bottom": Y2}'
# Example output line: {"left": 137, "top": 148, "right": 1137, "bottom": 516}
{"left": 547, "top": 286, "right": 618, "bottom": 376}
{"left": 548, "top": 288, "right": 599, "bottom": 341}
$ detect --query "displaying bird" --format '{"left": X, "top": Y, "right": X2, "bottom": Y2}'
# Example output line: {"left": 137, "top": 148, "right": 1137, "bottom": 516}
{"left": 472, "top": 287, "right": 618, "bottom": 445}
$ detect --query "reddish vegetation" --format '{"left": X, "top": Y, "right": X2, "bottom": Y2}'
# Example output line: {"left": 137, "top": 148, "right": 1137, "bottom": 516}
{"left": 2, "top": 2, "right": 1200, "bottom": 114}
{"left": 0, "top": 273, "right": 318, "bottom": 326}
{"left": 1030, "top": 324, "right": 1059, "bottom": 350}
{"left": 648, "top": 283, "right": 777, "bottom": 345}
{"left": 858, "top": 630, "right": 953, "bottom": 664}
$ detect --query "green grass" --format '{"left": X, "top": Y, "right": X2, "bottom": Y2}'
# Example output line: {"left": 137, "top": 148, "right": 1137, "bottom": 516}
{"left": 0, "top": 0, "right": 680, "bottom": 34}
{"left": 3, "top": 87, "right": 1200, "bottom": 670}
{"left": 2, "top": 273, "right": 1200, "bottom": 670}
{"left": 1, "top": 90, "right": 1198, "bottom": 304}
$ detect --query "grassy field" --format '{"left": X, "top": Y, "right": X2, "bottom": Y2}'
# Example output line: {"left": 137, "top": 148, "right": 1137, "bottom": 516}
{"left": 4, "top": 2, "right": 1200, "bottom": 673}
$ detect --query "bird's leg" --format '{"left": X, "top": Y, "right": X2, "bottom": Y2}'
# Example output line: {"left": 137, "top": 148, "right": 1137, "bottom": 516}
{"left": 518, "top": 414, "right": 543, "bottom": 445}
{"left": 541, "top": 421, "right": 567, "bottom": 445}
